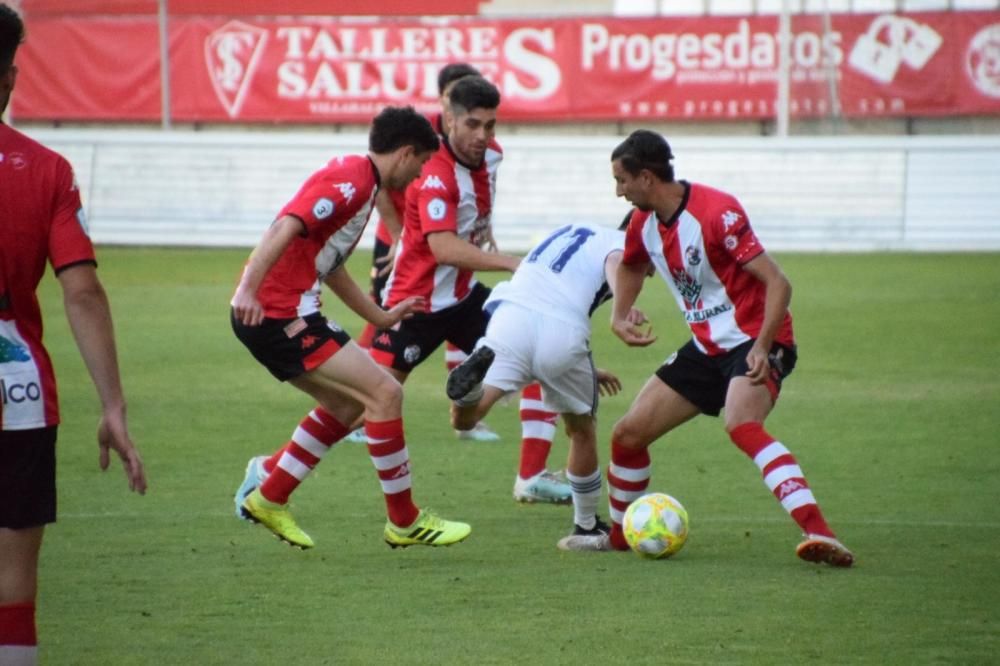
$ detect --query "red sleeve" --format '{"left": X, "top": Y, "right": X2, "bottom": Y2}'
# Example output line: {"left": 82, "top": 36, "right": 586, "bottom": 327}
{"left": 711, "top": 200, "right": 764, "bottom": 265}
{"left": 414, "top": 163, "right": 458, "bottom": 236}
{"left": 48, "top": 158, "right": 95, "bottom": 272}
{"left": 621, "top": 210, "right": 651, "bottom": 265}
{"left": 279, "top": 157, "right": 371, "bottom": 233}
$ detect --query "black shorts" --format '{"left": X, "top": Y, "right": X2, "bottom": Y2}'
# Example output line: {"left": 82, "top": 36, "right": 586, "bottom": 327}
{"left": 655, "top": 339, "right": 797, "bottom": 417}
{"left": 370, "top": 237, "right": 392, "bottom": 308}
{"left": 370, "top": 283, "right": 491, "bottom": 373}
{"left": 0, "top": 427, "right": 57, "bottom": 529}
{"left": 231, "top": 310, "right": 352, "bottom": 381}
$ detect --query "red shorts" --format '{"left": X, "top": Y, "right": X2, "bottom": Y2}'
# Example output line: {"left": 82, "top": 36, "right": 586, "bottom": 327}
{"left": 231, "top": 311, "right": 352, "bottom": 381}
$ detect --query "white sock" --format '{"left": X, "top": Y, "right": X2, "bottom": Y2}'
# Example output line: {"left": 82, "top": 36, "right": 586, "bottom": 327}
{"left": 566, "top": 468, "right": 602, "bottom": 530}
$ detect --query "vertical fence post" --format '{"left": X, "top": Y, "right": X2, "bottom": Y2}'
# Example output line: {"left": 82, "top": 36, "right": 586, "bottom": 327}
{"left": 776, "top": 0, "right": 791, "bottom": 137}
{"left": 159, "top": 0, "right": 172, "bottom": 130}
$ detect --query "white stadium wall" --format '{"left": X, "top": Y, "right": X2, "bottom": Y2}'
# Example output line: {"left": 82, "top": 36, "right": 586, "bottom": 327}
{"left": 25, "top": 129, "right": 1000, "bottom": 252}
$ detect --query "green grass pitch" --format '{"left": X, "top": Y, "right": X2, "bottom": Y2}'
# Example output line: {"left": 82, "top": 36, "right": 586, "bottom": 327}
{"left": 34, "top": 248, "right": 1000, "bottom": 664}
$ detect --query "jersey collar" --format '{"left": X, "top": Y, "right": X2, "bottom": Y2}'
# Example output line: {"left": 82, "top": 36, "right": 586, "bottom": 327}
{"left": 655, "top": 180, "right": 691, "bottom": 229}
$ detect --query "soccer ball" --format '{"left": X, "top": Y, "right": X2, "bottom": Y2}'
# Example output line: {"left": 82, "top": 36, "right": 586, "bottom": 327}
{"left": 622, "top": 492, "right": 689, "bottom": 559}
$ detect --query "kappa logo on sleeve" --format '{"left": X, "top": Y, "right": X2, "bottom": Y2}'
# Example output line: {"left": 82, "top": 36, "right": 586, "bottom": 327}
{"left": 426, "top": 198, "right": 448, "bottom": 221}
{"left": 335, "top": 182, "right": 356, "bottom": 204}
{"left": 421, "top": 175, "right": 446, "bottom": 190}
{"left": 313, "top": 197, "right": 335, "bottom": 220}
{"left": 721, "top": 210, "right": 742, "bottom": 229}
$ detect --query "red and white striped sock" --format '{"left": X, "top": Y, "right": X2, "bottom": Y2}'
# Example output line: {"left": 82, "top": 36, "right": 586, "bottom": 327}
{"left": 366, "top": 418, "right": 419, "bottom": 528}
{"left": 607, "top": 440, "right": 651, "bottom": 550}
{"left": 0, "top": 601, "right": 37, "bottom": 665}
{"left": 729, "top": 422, "right": 835, "bottom": 538}
{"left": 444, "top": 342, "right": 467, "bottom": 372}
{"left": 259, "top": 407, "right": 350, "bottom": 505}
{"left": 518, "top": 383, "right": 557, "bottom": 480}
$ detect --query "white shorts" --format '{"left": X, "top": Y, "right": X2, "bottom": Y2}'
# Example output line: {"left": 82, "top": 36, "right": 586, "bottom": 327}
{"left": 480, "top": 302, "right": 597, "bottom": 416}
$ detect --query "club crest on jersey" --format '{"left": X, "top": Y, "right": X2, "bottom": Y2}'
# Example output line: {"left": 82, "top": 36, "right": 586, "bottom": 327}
{"left": 205, "top": 20, "right": 268, "bottom": 118}
{"left": 403, "top": 344, "right": 422, "bottom": 365}
{"left": 421, "top": 175, "right": 446, "bottom": 190}
{"left": 670, "top": 268, "right": 702, "bottom": 308}
{"left": 685, "top": 246, "right": 702, "bottom": 266}
{"left": 313, "top": 197, "right": 335, "bottom": 220}
{"left": 426, "top": 198, "right": 447, "bottom": 221}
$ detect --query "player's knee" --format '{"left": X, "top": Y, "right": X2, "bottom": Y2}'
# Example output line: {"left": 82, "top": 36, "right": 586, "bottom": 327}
{"left": 611, "top": 418, "right": 648, "bottom": 450}
{"left": 369, "top": 374, "right": 403, "bottom": 414}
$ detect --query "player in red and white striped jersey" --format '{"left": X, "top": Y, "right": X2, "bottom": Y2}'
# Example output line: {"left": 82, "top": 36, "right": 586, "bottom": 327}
{"left": 585, "top": 130, "right": 853, "bottom": 566}
{"left": 230, "top": 106, "right": 470, "bottom": 551}
{"left": 354, "top": 63, "right": 504, "bottom": 443}
{"left": 371, "top": 76, "right": 570, "bottom": 504}
{"left": 1, "top": 6, "right": 147, "bottom": 662}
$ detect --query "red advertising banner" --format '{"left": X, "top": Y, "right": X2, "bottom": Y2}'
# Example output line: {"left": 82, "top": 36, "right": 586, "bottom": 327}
{"left": 11, "top": 12, "right": 1000, "bottom": 123}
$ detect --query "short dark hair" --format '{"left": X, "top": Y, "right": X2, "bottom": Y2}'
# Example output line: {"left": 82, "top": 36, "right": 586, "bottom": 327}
{"left": 448, "top": 76, "right": 500, "bottom": 116}
{"left": 611, "top": 130, "right": 675, "bottom": 183}
{"left": 0, "top": 3, "right": 24, "bottom": 74}
{"left": 437, "top": 63, "right": 480, "bottom": 96}
{"left": 369, "top": 105, "right": 440, "bottom": 155}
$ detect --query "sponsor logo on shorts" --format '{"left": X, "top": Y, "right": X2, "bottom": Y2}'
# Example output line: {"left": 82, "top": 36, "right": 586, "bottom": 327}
{"left": 313, "top": 197, "right": 335, "bottom": 220}
{"left": 283, "top": 318, "right": 308, "bottom": 338}
{"left": 403, "top": 344, "right": 422, "bottom": 365}
{"left": 326, "top": 321, "right": 343, "bottom": 333}
{"left": 426, "top": 198, "right": 447, "bottom": 221}
{"left": 300, "top": 334, "right": 319, "bottom": 350}
{"left": 664, "top": 351, "right": 678, "bottom": 365}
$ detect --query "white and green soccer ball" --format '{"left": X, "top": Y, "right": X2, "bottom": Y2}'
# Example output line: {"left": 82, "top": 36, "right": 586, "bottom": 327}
{"left": 622, "top": 492, "right": 689, "bottom": 559}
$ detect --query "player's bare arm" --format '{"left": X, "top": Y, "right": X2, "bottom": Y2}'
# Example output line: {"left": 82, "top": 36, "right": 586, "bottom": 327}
{"left": 605, "top": 249, "right": 649, "bottom": 328}
{"left": 611, "top": 259, "right": 657, "bottom": 347}
{"left": 58, "top": 263, "right": 147, "bottom": 494}
{"left": 324, "top": 265, "right": 426, "bottom": 328}
{"left": 231, "top": 215, "right": 305, "bottom": 326}
{"left": 374, "top": 189, "right": 403, "bottom": 277}
{"left": 427, "top": 229, "right": 520, "bottom": 272}
{"left": 740, "top": 252, "right": 793, "bottom": 385}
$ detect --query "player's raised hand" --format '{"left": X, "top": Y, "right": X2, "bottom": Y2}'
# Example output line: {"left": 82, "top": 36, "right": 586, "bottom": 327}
{"left": 612, "top": 317, "right": 657, "bottom": 347}
{"left": 97, "top": 406, "right": 147, "bottom": 495}
{"left": 384, "top": 296, "right": 427, "bottom": 326}
{"left": 596, "top": 368, "right": 622, "bottom": 396}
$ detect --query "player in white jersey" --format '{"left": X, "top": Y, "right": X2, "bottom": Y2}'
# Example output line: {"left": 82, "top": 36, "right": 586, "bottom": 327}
{"left": 446, "top": 220, "right": 649, "bottom": 548}
{"left": 574, "top": 130, "right": 853, "bottom": 566}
